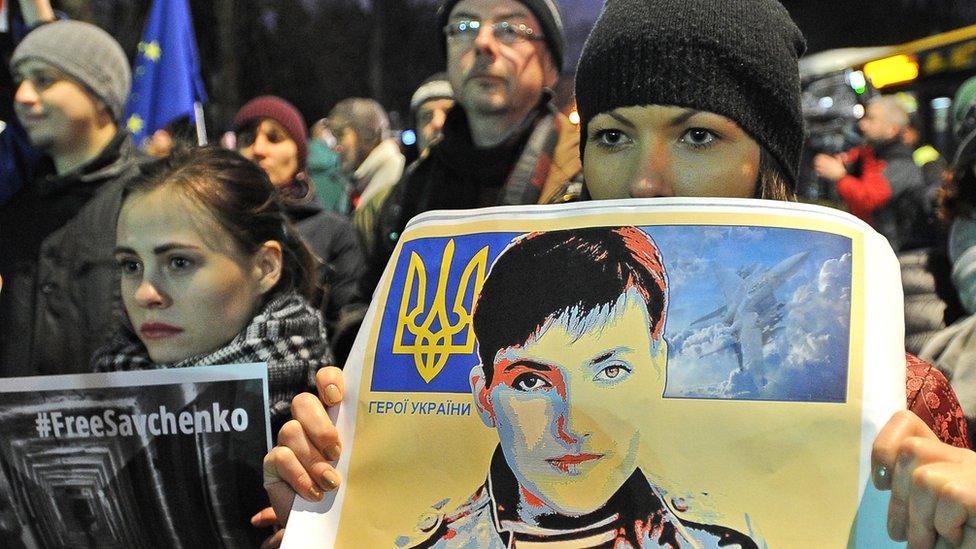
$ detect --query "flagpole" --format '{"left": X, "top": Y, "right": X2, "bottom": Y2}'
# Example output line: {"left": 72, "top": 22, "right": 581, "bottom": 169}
{"left": 194, "top": 101, "right": 208, "bottom": 146}
{"left": 126, "top": 0, "right": 209, "bottom": 148}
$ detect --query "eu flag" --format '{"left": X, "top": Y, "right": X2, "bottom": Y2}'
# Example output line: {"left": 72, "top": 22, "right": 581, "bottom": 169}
{"left": 123, "top": 0, "right": 207, "bottom": 145}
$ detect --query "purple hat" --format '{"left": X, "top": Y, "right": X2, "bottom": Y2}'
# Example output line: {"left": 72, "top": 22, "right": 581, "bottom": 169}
{"left": 233, "top": 95, "right": 309, "bottom": 167}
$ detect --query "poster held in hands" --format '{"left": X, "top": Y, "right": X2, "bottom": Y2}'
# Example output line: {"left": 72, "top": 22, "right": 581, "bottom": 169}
{"left": 284, "top": 198, "right": 905, "bottom": 548}
{"left": 0, "top": 364, "right": 271, "bottom": 548}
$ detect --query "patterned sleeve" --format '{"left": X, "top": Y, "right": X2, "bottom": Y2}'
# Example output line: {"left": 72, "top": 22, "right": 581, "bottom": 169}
{"left": 906, "top": 353, "right": 971, "bottom": 449}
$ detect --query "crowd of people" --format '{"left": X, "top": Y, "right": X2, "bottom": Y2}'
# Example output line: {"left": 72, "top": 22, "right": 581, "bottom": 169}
{"left": 5, "top": 0, "right": 976, "bottom": 545}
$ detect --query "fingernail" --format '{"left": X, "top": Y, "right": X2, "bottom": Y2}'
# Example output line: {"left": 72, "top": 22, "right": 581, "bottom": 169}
{"left": 308, "top": 486, "right": 323, "bottom": 501}
{"left": 325, "top": 443, "right": 341, "bottom": 462}
{"left": 322, "top": 470, "right": 340, "bottom": 489}
{"left": 888, "top": 515, "right": 905, "bottom": 541}
{"left": 873, "top": 464, "right": 889, "bottom": 488}
{"left": 325, "top": 384, "right": 341, "bottom": 406}
{"left": 250, "top": 512, "right": 260, "bottom": 524}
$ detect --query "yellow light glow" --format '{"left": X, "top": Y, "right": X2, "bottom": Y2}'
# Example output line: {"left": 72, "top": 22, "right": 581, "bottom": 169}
{"left": 569, "top": 110, "right": 581, "bottom": 125}
{"left": 864, "top": 55, "right": 919, "bottom": 89}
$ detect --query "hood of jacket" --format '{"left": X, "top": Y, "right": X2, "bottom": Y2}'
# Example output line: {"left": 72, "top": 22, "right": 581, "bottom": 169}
{"left": 280, "top": 175, "right": 326, "bottom": 222}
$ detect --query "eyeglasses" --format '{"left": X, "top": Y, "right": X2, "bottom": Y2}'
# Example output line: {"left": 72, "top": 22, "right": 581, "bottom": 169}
{"left": 443, "top": 20, "right": 542, "bottom": 45}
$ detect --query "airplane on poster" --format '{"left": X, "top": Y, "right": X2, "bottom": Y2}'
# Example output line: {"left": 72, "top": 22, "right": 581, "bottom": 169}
{"left": 689, "top": 251, "right": 809, "bottom": 394}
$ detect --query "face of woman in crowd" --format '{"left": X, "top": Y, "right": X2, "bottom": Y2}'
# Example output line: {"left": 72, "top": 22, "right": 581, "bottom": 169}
{"left": 115, "top": 184, "right": 281, "bottom": 363}
{"left": 583, "top": 105, "right": 761, "bottom": 200}
{"left": 238, "top": 119, "right": 300, "bottom": 187}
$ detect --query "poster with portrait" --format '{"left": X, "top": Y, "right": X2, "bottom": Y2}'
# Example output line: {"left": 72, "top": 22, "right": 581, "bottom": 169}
{"left": 284, "top": 198, "right": 906, "bottom": 548}
{"left": 0, "top": 364, "right": 271, "bottom": 548}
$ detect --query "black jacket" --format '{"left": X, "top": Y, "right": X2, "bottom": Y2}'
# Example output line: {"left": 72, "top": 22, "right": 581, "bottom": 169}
{"left": 0, "top": 131, "right": 145, "bottom": 376}
{"left": 283, "top": 184, "right": 367, "bottom": 362}
{"left": 877, "top": 141, "right": 926, "bottom": 253}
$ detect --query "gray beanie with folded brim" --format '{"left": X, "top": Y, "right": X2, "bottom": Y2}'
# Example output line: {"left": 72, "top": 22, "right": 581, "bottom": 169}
{"left": 11, "top": 20, "right": 131, "bottom": 121}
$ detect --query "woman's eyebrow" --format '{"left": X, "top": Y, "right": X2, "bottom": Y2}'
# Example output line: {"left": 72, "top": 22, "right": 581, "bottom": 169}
{"left": 588, "top": 347, "right": 632, "bottom": 365}
{"left": 502, "top": 360, "right": 552, "bottom": 373}
{"left": 153, "top": 243, "right": 200, "bottom": 254}
{"left": 114, "top": 243, "right": 201, "bottom": 256}
{"left": 606, "top": 111, "right": 637, "bottom": 129}
{"left": 668, "top": 108, "right": 702, "bottom": 127}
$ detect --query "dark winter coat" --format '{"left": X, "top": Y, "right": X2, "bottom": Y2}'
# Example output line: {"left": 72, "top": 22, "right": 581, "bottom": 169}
{"left": 282, "top": 180, "right": 367, "bottom": 361}
{"left": 0, "top": 131, "right": 145, "bottom": 377}
{"left": 836, "top": 140, "right": 924, "bottom": 252}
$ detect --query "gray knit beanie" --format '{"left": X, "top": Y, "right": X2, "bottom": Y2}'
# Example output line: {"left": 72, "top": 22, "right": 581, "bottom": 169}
{"left": 438, "top": 0, "right": 565, "bottom": 72}
{"left": 575, "top": 0, "right": 806, "bottom": 189}
{"left": 11, "top": 20, "right": 131, "bottom": 121}
{"left": 410, "top": 72, "right": 454, "bottom": 114}
{"left": 410, "top": 72, "right": 454, "bottom": 128}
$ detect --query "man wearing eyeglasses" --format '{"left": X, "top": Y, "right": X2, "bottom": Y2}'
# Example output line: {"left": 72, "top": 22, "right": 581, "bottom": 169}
{"left": 363, "top": 0, "right": 582, "bottom": 296}
{"left": 0, "top": 3, "right": 144, "bottom": 378}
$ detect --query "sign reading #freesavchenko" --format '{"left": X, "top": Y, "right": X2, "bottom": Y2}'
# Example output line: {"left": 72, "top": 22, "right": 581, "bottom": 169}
{"left": 0, "top": 364, "right": 271, "bottom": 548}
{"left": 283, "top": 198, "right": 906, "bottom": 548}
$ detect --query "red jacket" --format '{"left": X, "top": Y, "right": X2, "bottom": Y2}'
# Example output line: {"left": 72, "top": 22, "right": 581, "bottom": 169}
{"left": 836, "top": 145, "right": 892, "bottom": 224}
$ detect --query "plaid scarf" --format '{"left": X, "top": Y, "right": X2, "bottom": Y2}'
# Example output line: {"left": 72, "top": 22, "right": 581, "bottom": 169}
{"left": 496, "top": 108, "right": 563, "bottom": 206}
{"left": 93, "top": 292, "right": 332, "bottom": 429}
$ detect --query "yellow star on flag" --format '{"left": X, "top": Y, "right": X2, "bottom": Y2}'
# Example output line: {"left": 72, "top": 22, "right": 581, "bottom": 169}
{"left": 139, "top": 40, "right": 162, "bottom": 62}
{"left": 127, "top": 114, "right": 144, "bottom": 135}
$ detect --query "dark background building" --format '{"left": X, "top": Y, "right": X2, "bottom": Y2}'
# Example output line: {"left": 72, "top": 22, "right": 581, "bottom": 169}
{"left": 3, "top": 0, "right": 976, "bottom": 134}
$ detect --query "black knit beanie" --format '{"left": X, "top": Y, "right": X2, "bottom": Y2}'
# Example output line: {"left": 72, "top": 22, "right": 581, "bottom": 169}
{"left": 438, "top": 0, "right": 565, "bottom": 72}
{"left": 575, "top": 0, "right": 807, "bottom": 189}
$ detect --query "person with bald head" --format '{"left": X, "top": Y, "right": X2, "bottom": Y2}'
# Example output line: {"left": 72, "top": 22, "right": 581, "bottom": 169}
{"left": 814, "top": 96, "right": 925, "bottom": 251}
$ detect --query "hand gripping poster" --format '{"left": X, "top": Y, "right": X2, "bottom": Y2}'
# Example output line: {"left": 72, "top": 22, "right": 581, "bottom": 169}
{"left": 284, "top": 198, "right": 906, "bottom": 548}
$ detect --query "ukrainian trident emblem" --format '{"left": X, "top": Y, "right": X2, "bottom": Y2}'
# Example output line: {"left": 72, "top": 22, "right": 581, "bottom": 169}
{"left": 393, "top": 239, "right": 490, "bottom": 383}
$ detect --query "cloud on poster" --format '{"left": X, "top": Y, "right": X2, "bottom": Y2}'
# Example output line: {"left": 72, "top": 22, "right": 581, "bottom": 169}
{"left": 666, "top": 253, "right": 851, "bottom": 402}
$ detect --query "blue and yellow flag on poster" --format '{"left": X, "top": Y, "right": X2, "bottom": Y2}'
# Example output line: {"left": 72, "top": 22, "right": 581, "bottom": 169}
{"left": 123, "top": 0, "right": 207, "bottom": 145}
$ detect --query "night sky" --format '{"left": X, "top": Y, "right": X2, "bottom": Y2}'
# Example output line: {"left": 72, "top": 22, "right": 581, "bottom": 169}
{"left": 4, "top": 0, "right": 975, "bottom": 127}
{"left": 553, "top": 0, "right": 976, "bottom": 59}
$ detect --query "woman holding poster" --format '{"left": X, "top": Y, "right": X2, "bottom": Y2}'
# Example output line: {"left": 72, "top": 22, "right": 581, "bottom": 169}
{"left": 263, "top": 0, "right": 976, "bottom": 544}
{"left": 92, "top": 147, "right": 334, "bottom": 434}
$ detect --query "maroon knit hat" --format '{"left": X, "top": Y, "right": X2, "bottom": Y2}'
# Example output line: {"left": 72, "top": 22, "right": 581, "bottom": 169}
{"left": 233, "top": 95, "right": 309, "bottom": 167}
